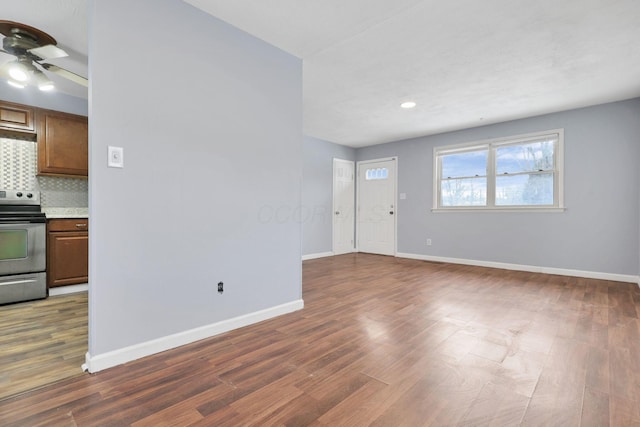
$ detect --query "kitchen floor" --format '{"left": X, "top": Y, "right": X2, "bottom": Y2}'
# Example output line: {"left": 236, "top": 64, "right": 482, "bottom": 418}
{"left": 0, "top": 292, "right": 87, "bottom": 401}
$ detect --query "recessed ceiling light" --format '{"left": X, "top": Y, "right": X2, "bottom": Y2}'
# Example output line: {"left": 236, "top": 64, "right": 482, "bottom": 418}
{"left": 400, "top": 101, "right": 416, "bottom": 109}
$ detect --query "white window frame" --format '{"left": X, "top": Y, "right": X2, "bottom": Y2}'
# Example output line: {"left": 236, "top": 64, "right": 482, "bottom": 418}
{"left": 433, "top": 129, "right": 565, "bottom": 212}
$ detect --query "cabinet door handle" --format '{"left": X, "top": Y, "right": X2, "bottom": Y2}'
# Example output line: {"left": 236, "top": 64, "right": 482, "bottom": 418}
{"left": 75, "top": 223, "right": 87, "bottom": 228}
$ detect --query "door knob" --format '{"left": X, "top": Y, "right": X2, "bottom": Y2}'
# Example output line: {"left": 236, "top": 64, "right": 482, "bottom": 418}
{"left": 389, "top": 211, "right": 394, "bottom": 215}
{"left": 335, "top": 211, "right": 340, "bottom": 215}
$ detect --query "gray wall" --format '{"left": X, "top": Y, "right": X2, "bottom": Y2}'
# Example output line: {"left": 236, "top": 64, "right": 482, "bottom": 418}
{"left": 357, "top": 98, "right": 640, "bottom": 276}
{"left": 302, "top": 136, "right": 355, "bottom": 255}
{"left": 0, "top": 88, "right": 87, "bottom": 116}
{"left": 89, "top": 0, "right": 302, "bottom": 355}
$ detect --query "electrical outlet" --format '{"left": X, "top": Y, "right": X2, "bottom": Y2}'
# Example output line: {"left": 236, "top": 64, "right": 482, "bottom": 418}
{"left": 217, "top": 281, "right": 224, "bottom": 293}
{"left": 427, "top": 238, "right": 432, "bottom": 246}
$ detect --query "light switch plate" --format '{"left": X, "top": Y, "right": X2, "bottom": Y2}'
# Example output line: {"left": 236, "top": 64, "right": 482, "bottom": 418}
{"left": 108, "top": 146, "right": 124, "bottom": 168}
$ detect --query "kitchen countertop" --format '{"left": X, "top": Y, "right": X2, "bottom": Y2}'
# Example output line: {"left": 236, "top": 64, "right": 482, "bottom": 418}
{"left": 42, "top": 207, "right": 89, "bottom": 219}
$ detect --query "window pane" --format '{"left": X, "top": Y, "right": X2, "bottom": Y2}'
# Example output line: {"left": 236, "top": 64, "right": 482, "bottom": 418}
{"left": 496, "top": 173, "right": 554, "bottom": 205}
{"left": 441, "top": 177, "right": 487, "bottom": 206}
{"left": 496, "top": 140, "right": 555, "bottom": 174}
{"left": 365, "top": 167, "right": 388, "bottom": 180}
{"left": 441, "top": 150, "right": 487, "bottom": 178}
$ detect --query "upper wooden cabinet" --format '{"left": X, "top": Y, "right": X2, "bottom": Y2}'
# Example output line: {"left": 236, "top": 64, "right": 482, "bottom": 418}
{"left": 0, "top": 99, "right": 88, "bottom": 177}
{"left": 0, "top": 101, "right": 35, "bottom": 133}
{"left": 37, "top": 110, "right": 88, "bottom": 177}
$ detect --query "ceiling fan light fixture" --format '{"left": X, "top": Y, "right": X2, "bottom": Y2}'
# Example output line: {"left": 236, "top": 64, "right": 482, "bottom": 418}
{"left": 38, "top": 81, "right": 55, "bottom": 91}
{"left": 7, "top": 79, "right": 25, "bottom": 89}
{"left": 8, "top": 62, "right": 29, "bottom": 82}
{"left": 34, "top": 70, "right": 55, "bottom": 91}
{"left": 0, "top": 21, "right": 87, "bottom": 89}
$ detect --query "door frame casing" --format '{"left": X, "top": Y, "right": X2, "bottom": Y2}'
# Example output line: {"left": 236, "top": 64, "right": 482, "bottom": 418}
{"left": 332, "top": 158, "right": 355, "bottom": 255}
{"left": 355, "top": 156, "right": 398, "bottom": 256}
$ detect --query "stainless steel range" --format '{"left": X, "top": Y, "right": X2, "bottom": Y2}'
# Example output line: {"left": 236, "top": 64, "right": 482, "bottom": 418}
{"left": 0, "top": 189, "right": 47, "bottom": 305}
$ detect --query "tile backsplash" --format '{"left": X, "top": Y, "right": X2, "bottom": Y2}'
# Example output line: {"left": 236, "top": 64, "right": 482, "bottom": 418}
{"left": 0, "top": 137, "right": 88, "bottom": 207}
{"left": 37, "top": 176, "right": 88, "bottom": 207}
{"left": 0, "top": 137, "right": 37, "bottom": 190}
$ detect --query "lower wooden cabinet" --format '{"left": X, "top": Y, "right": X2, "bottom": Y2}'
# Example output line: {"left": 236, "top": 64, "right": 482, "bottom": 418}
{"left": 47, "top": 219, "right": 88, "bottom": 288}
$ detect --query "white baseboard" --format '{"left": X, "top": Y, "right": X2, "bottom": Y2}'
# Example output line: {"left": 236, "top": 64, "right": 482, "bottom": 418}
{"left": 396, "top": 252, "right": 639, "bottom": 284}
{"left": 84, "top": 299, "right": 304, "bottom": 373}
{"left": 49, "top": 283, "right": 88, "bottom": 296}
{"left": 302, "top": 251, "right": 334, "bottom": 261}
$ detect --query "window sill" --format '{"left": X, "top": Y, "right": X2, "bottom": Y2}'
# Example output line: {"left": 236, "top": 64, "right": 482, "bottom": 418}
{"left": 431, "top": 207, "right": 566, "bottom": 213}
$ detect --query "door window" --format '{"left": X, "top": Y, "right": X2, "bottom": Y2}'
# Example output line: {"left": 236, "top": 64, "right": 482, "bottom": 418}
{"left": 365, "top": 167, "right": 388, "bottom": 180}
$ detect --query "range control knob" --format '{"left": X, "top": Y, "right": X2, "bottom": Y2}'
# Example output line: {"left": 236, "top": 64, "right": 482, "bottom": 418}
{"left": 26, "top": 193, "right": 33, "bottom": 198}
{"left": 16, "top": 192, "right": 23, "bottom": 197}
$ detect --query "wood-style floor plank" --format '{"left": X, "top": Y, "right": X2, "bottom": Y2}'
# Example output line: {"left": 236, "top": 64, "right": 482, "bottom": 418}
{"left": 0, "top": 292, "right": 87, "bottom": 401}
{"left": 1, "top": 254, "right": 640, "bottom": 426}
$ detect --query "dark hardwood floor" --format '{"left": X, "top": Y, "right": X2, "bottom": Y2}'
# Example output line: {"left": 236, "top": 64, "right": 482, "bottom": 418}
{"left": 1, "top": 254, "right": 639, "bottom": 426}
{"left": 0, "top": 292, "right": 87, "bottom": 401}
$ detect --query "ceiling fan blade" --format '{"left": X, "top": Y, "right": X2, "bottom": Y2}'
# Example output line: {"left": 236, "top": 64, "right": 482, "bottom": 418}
{"left": 29, "top": 45, "right": 68, "bottom": 60}
{"left": 40, "top": 63, "right": 88, "bottom": 87}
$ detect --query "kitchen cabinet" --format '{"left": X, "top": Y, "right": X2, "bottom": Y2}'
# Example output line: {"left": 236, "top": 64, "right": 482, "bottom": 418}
{"left": 0, "top": 100, "right": 35, "bottom": 133}
{"left": 47, "top": 218, "right": 88, "bottom": 288}
{"left": 37, "top": 110, "right": 88, "bottom": 177}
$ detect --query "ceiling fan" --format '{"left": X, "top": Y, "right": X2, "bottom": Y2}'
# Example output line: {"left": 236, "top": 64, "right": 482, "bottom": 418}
{"left": 0, "top": 20, "right": 88, "bottom": 91}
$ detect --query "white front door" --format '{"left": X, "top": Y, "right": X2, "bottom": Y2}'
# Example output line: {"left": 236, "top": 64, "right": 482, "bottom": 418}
{"left": 357, "top": 158, "right": 396, "bottom": 256}
{"left": 332, "top": 158, "right": 355, "bottom": 255}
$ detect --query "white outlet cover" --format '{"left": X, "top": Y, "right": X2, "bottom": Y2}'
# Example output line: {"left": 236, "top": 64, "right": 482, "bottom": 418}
{"left": 108, "top": 146, "right": 124, "bottom": 168}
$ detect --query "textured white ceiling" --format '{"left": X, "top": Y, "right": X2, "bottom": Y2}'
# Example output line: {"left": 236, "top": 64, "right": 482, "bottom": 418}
{"left": 186, "top": 0, "right": 640, "bottom": 147}
{"left": 3, "top": 1, "right": 639, "bottom": 147}
{"left": 0, "top": 0, "right": 88, "bottom": 99}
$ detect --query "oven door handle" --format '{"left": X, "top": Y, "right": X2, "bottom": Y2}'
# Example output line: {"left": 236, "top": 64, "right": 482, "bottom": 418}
{"left": 0, "top": 221, "right": 37, "bottom": 225}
